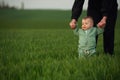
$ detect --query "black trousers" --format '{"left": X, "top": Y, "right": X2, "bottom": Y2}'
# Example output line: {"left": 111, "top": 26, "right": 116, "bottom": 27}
{"left": 87, "top": 10, "right": 118, "bottom": 55}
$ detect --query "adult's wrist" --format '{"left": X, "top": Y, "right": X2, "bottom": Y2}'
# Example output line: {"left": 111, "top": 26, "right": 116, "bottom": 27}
{"left": 103, "top": 16, "right": 107, "bottom": 21}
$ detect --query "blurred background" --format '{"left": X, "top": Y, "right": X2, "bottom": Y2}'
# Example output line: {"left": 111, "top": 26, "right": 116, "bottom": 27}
{"left": 0, "top": 0, "right": 119, "bottom": 10}
{"left": 0, "top": 0, "right": 120, "bottom": 29}
{"left": 0, "top": 1, "right": 120, "bottom": 80}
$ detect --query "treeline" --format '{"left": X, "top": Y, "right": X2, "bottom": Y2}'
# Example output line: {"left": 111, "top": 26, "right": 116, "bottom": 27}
{"left": 0, "top": 5, "right": 16, "bottom": 9}
{"left": 0, "top": 1, "right": 16, "bottom": 9}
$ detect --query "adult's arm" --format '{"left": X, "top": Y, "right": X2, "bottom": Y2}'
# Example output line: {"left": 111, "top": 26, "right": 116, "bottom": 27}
{"left": 71, "top": 0, "right": 85, "bottom": 21}
{"left": 98, "top": 0, "right": 118, "bottom": 27}
{"left": 101, "top": 0, "right": 118, "bottom": 17}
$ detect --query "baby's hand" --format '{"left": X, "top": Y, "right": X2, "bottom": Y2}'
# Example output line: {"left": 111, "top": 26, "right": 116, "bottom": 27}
{"left": 97, "top": 20, "right": 106, "bottom": 28}
{"left": 69, "top": 19, "right": 77, "bottom": 29}
{"left": 97, "top": 22, "right": 105, "bottom": 28}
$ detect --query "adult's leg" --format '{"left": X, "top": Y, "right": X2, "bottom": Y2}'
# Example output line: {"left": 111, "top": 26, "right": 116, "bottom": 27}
{"left": 103, "top": 11, "right": 118, "bottom": 55}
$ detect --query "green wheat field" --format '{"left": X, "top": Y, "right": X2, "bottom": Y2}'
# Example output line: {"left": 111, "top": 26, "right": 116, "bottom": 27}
{"left": 0, "top": 9, "right": 120, "bottom": 80}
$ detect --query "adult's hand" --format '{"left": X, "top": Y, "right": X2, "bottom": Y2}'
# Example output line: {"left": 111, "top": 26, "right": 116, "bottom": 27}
{"left": 97, "top": 16, "right": 107, "bottom": 28}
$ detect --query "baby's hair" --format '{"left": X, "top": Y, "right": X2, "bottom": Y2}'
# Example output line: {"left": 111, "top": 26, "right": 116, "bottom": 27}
{"left": 82, "top": 16, "right": 94, "bottom": 24}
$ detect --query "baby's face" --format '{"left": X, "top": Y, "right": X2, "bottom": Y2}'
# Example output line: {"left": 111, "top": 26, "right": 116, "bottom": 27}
{"left": 81, "top": 18, "right": 93, "bottom": 30}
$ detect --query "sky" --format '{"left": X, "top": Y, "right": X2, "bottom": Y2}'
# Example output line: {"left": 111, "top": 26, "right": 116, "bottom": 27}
{"left": 0, "top": 0, "right": 119, "bottom": 10}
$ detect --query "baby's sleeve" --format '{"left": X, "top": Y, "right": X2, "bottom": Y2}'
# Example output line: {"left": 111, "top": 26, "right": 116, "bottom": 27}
{"left": 97, "top": 27, "right": 104, "bottom": 35}
{"left": 73, "top": 26, "right": 79, "bottom": 36}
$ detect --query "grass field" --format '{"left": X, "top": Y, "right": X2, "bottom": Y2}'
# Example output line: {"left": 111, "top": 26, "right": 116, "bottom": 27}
{"left": 0, "top": 9, "right": 120, "bottom": 80}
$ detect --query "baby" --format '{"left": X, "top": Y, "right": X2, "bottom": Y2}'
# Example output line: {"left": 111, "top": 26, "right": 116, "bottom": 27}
{"left": 70, "top": 16, "right": 104, "bottom": 58}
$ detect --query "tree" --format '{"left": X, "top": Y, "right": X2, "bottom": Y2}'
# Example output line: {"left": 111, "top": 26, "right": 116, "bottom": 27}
{"left": 21, "top": 1, "right": 24, "bottom": 9}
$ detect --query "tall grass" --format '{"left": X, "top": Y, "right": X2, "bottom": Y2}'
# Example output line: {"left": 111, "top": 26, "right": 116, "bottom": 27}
{"left": 0, "top": 9, "right": 120, "bottom": 80}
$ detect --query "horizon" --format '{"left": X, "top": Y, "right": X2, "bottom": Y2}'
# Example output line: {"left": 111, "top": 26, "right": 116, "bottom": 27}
{"left": 0, "top": 0, "right": 119, "bottom": 10}
{"left": 0, "top": 0, "right": 89, "bottom": 10}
